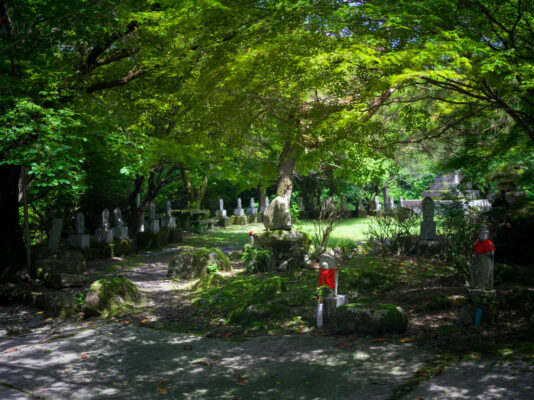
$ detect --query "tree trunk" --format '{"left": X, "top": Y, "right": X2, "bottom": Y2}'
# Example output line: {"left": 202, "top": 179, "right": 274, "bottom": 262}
{"left": 180, "top": 166, "right": 208, "bottom": 209}
{"left": 276, "top": 140, "right": 298, "bottom": 203}
{"left": 259, "top": 184, "right": 266, "bottom": 209}
{"left": 127, "top": 176, "right": 145, "bottom": 238}
{"left": 0, "top": 165, "right": 26, "bottom": 279}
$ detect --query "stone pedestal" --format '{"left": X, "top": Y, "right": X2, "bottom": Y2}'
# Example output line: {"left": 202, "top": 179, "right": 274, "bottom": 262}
{"left": 323, "top": 295, "right": 349, "bottom": 331}
{"left": 468, "top": 288, "right": 498, "bottom": 326}
{"left": 95, "top": 229, "right": 114, "bottom": 244}
{"left": 113, "top": 226, "right": 129, "bottom": 240}
{"left": 219, "top": 217, "right": 232, "bottom": 227}
{"left": 253, "top": 230, "right": 310, "bottom": 271}
{"left": 216, "top": 209, "right": 227, "bottom": 218}
{"left": 68, "top": 234, "right": 90, "bottom": 249}
{"left": 234, "top": 208, "right": 245, "bottom": 216}
{"left": 247, "top": 207, "right": 258, "bottom": 215}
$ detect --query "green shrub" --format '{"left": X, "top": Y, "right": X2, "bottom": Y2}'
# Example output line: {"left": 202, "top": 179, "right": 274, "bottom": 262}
{"left": 241, "top": 247, "right": 273, "bottom": 273}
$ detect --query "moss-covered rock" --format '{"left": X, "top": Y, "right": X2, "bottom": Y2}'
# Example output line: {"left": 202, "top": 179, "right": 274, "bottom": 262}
{"left": 85, "top": 276, "right": 140, "bottom": 317}
{"left": 232, "top": 215, "right": 248, "bottom": 225}
{"left": 193, "top": 273, "right": 228, "bottom": 291}
{"left": 168, "top": 247, "right": 232, "bottom": 280}
{"left": 34, "top": 249, "right": 86, "bottom": 276}
{"left": 335, "top": 303, "right": 408, "bottom": 334}
{"left": 253, "top": 230, "right": 311, "bottom": 271}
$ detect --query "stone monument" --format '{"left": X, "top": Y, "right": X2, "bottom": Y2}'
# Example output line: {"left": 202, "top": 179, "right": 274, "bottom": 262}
{"left": 95, "top": 209, "right": 114, "bottom": 244}
{"left": 399, "top": 196, "right": 404, "bottom": 208}
{"left": 374, "top": 196, "right": 382, "bottom": 212}
{"left": 161, "top": 200, "right": 176, "bottom": 229}
{"left": 148, "top": 202, "right": 160, "bottom": 233}
{"left": 113, "top": 208, "right": 129, "bottom": 240}
{"left": 68, "top": 212, "right": 90, "bottom": 249}
{"left": 247, "top": 198, "right": 258, "bottom": 215}
{"left": 420, "top": 197, "right": 437, "bottom": 240}
{"left": 47, "top": 218, "right": 63, "bottom": 253}
{"left": 261, "top": 196, "right": 269, "bottom": 214}
{"left": 216, "top": 199, "right": 227, "bottom": 218}
{"left": 263, "top": 196, "right": 291, "bottom": 231}
{"left": 389, "top": 197, "right": 395, "bottom": 211}
{"left": 234, "top": 198, "right": 245, "bottom": 216}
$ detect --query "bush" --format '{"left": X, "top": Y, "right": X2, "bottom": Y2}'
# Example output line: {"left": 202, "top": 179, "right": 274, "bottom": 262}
{"left": 365, "top": 207, "right": 419, "bottom": 255}
{"left": 241, "top": 247, "right": 273, "bottom": 273}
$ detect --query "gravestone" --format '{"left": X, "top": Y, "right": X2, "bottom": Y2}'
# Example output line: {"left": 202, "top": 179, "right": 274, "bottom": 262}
{"left": 48, "top": 218, "right": 63, "bottom": 253}
{"left": 95, "top": 209, "right": 114, "bottom": 244}
{"left": 161, "top": 200, "right": 176, "bottom": 229}
{"left": 374, "top": 196, "right": 382, "bottom": 212}
{"left": 113, "top": 208, "right": 129, "bottom": 240}
{"left": 263, "top": 196, "right": 291, "bottom": 231}
{"left": 247, "top": 198, "right": 258, "bottom": 215}
{"left": 68, "top": 212, "right": 90, "bottom": 249}
{"left": 138, "top": 212, "right": 145, "bottom": 232}
{"left": 234, "top": 198, "right": 245, "bottom": 216}
{"left": 420, "top": 197, "right": 437, "bottom": 240}
{"left": 357, "top": 200, "right": 367, "bottom": 218}
{"left": 260, "top": 196, "right": 269, "bottom": 214}
{"left": 399, "top": 196, "right": 404, "bottom": 207}
{"left": 216, "top": 198, "right": 227, "bottom": 218}
{"left": 389, "top": 197, "right": 395, "bottom": 210}
{"left": 148, "top": 202, "right": 160, "bottom": 233}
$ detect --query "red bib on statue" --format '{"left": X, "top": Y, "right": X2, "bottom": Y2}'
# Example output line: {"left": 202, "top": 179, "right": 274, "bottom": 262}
{"left": 318, "top": 268, "right": 338, "bottom": 289}
{"left": 474, "top": 239, "right": 495, "bottom": 254}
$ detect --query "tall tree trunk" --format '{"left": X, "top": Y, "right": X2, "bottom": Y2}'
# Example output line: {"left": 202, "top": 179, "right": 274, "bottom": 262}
{"left": 382, "top": 185, "right": 389, "bottom": 211}
{"left": 180, "top": 166, "right": 208, "bottom": 209}
{"left": 277, "top": 140, "right": 298, "bottom": 203}
{"left": 128, "top": 175, "right": 145, "bottom": 238}
{"left": 0, "top": 165, "right": 25, "bottom": 279}
{"left": 259, "top": 184, "right": 266, "bottom": 209}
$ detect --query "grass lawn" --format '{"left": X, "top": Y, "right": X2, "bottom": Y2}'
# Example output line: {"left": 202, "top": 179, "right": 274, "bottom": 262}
{"left": 183, "top": 217, "right": 372, "bottom": 249}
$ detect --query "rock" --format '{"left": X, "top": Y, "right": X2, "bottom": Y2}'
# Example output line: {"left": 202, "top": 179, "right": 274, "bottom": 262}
{"left": 167, "top": 247, "right": 232, "bottom": 280}
{"left": 35, "top": 290, "right": 79, "bottom": 317}
{"left": 253, "top": 230, "right": 311, "bottom": 271}
{"left": 85, "top": 276, "right": 140, "bottom": 317}
{"left": 34, "top": 249, "right": 86, "bottom": 276}
{"left": 335, "top": 303, "right": 408, "bottom": 334}
{"left": 263, "top": 196, "right": 291, "bottom": 231}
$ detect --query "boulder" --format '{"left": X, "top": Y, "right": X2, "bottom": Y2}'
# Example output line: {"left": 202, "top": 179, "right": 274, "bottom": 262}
{"left": 335, "top": 303, "right": 408, "bottom": 334}
{"left": 167, "top": 247, "right": 232, "bottom": 280}
{"left": 85, "top": 276, "right": 140, "bottom": 317}
{"left": 263, "top": 196, "right": 291, "bottom": 231}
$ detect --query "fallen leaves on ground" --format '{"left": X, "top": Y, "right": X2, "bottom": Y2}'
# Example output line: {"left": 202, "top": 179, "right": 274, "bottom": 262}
{"left": 217, "top": 331, "right": 233, "bottom": 338}
{"left": 235, "top": 378, "right": 247, "bottom": 386}
{"left": 399, "top": 337, "right": 414, "bottom": 343}
{"left": 372, "top": 338, "right": 389, "bottom": 342}
{"left": 334, "top": 342, "right": 353, "bottom": 349}
{"left": 81, "top": 353, "right": 88, "bottom": 359}
{"left": 193, "top": 359, "right": 209, "bottom": 365}
{"left": 416, "top": 369, "right": 429, "bottom": 376}
{"left": 3, "top": 347, "right": 18, "bottom": 354}
{"left": 81, "top": 380, "right": 89, "bottom": 385}
{"left": 158, "top": 388, "right": 168, "bottom": 395}
{"left": 183, "top": 345, "right": 193, "bottom": 350}
{"left": 156, "top": 380, "right": 166, "bottom": 386}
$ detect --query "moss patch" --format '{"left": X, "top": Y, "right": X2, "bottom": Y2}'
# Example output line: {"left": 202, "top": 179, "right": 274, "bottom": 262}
{"left": 168, "top": 247, "right": 231, "bottom": 280}
{"left": 85, "top": 276, "right": 140, "bottom": 317}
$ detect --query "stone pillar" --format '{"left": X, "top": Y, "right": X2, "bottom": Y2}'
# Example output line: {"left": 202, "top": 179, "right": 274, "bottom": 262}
{"left": 113, "top": 208, "right": 129, "bottom": 239}
{"left": 420, "top": 197, "right": 437, "bottom": 240}
{"left": 148, "top": 202, "right": 160, "bottom": 232}
{"left": 47, "top": 218, "right": 63, "bottom": 253}
{"left": 247, "top": 198, "right": 258, "bottom": 215}
{"left": 95, "top": 209, "right": 114, "bottom": 243}
{"left": 234, "top": 198, "right": 245, "bottom": 216}
{"left": 68, "top": 212, "right": 90, "bottom": 249}
{"left": 161, "top": 200, "right": 176, "bottom": 229}
{"left": 216, "top": 198, "right": 227, "bottom": 218}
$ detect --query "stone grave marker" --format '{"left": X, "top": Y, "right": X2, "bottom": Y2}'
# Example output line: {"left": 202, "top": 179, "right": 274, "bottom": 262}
{"left": 148, "top": 202, "right": 160, "bottom": 232}
{"left": 216, "top": 198, "right": 227, "bottom": 218}
{"left": 68, "top": 212, "right": 90, "bottom": 249}
{"left": 389, "top": 196, "right": 395, "bottom": 210}
{"left": 420, "top": 197, "right": 437, "bottom": 240}
{"left": 113, "top": 208, "right": 129, "bottom": 240}
{"left": 260, "top": 196, "right": 269, "bottom": 213}
{"left": 374, "top": 196, "right": 382, "bottom": 211}
{"left": 161, "top": 200, "right": 176, "bottom": 229}
{"left": 95, "top": 209, "right": 114, "bottom": 243}
{"left": 234, "top": 198, "right": 245, "bottom": 216}
{"left": 319, "top": 253, "right": 348, "bottom": 330}
{"left": 247, "top": 198, "right": 258, "bottom": 215}
{"left": 47, "top": 218, "right": 63, "bottom": 253}
{"left": 399, "top": 196, "right": 404, "bottom": 207}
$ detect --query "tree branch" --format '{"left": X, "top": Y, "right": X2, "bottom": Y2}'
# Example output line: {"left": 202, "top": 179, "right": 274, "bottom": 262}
{"left": 86, "top": 68, "right": 147, "bottom": 93}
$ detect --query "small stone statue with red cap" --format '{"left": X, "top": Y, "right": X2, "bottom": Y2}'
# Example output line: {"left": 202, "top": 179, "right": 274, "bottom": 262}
{"left": 470, "top": 224, "right": 495, "bottom": 289}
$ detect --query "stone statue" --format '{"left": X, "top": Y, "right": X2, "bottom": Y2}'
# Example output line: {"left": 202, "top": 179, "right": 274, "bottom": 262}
{"left": 318, "top": 254, "right": 338, "bottom": 296}
{"left": 75, "top": 212, "right": 84, "bottom": 234}
{"left": 113, "top": 208, "right": 123, "bottom": 228}
{"left": 470, "top": 225, "right": 495, "bottom": 289}
{"left": 166, "top": 200, "right": 172, "bottom": 217}
{"left": 263, "top": 196, "right": 291, "bottom": 231}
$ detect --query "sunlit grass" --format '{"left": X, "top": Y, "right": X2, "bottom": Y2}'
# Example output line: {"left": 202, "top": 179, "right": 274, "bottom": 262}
{"left": 298, "top": 217, "right": 371, "bottom": 246}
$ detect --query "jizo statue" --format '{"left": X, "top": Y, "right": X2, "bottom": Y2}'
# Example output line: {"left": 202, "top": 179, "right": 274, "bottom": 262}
{"left": 470, "top": 224, "right": 496, "bottom": 289}
{"left": 317, "top": 254, "right": 339, "bottom": 296}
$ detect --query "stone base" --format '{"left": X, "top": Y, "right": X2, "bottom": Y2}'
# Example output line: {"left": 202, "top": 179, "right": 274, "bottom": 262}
{"left": 94, "top": 229, "right": 114, "bottom": 244}
{"left": 113, "top": 226, "right": 129, "bottom": 240}
{"left": 247, "top": 207, "right": 258, "bottom": 215}
{"left": 234, "top": 209, "right": 245, "bottom": 216}
{"left": 323, "top": 295, "right": 349, "bottom": 330}
{"left": 420, "top": 221, "right": 437, "bottom": 240}
{"left": 161, "top": 217, "right": 176, "bottom": 230}
{"left": 219, "top": 217, "right": 232, "bottom": 227}
{"left": 148, "top": 220, "right": 160, "bottom": 233}
{"left": 247, "top": 214, "right": 258, "bottom": 224}
{"left": 253, "top": 230, "right": 311, "bottom": 271}
{"left": 216, "top": 210, "right": 227, "bottom": 218}
{"left": 68, "top": 234, "right": 90, "bottom": 249}
{"left": 136, "top": 230, "right": 169, "bottom": 250}
{"left": 335, "top": 303, "right": 408, "bottom": 334}
{"left": 232, "top": 215, "right": 248, "bottom": 225}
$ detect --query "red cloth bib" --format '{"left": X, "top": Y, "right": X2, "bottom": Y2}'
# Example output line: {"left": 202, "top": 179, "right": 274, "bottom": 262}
{"left": 318, "top": 268, "right": 338, "bottom": 289}
{"left": 474, "top": 239, "right": 495, "bottom": 254}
